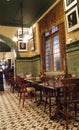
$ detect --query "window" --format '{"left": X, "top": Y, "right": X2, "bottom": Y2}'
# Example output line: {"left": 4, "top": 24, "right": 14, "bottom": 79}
{"left": 53, "top": 35, "right": 60, "bottom": 71}
{"left": 45, "top": 39, "right": 50, "bottom": 71}
{"left": 52, "top": 26, "right": 58, "bottom": 33}
{"left": 45, "top": 31, "right": 50, "bottom": 37}
{"left": 45, "top": 26, "right": 60, "bottom": 71}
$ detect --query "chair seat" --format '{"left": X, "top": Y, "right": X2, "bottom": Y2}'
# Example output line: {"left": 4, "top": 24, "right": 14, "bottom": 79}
{"left": 27, "top": 87, "right": 35, "bottom": 92}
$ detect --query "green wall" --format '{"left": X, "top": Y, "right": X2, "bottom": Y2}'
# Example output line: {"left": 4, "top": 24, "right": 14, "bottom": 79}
{"left": 16, "top": 55, "right": 40, "bottom": 77}
{"left": 66, "top": 40, "right": 79, "bottom": 77}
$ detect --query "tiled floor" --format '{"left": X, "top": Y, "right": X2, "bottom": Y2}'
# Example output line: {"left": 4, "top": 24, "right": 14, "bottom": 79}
{"left": 0, "top": 81, "right": 79, "bottom": 130}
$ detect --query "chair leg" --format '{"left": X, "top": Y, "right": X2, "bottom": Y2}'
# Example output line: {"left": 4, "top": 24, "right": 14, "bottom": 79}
{"left": 19, "top": 92, "right": 26, "bottom": 107}
{"left": 34, "top": 91, "right": 37, "bottom": 102}
{"left": 22, "top": 92, "right": 26, "bottom": 107}
{"left": 44, "top": 90, "right": 51, "bottom": 118}
{"left": 44, "top": 96, "right": 47, "bottom": 112}
{"left": 49, "top": 91, "right": 51, "bottom": 118}
{"left": 19, "top": 92, "right": 22, "bottom": 105}
{"left": 66, "top": 104, "right": 69, "bottom": 130}
{"left": 74, "top": 103, "right": 77, "bottom": 120}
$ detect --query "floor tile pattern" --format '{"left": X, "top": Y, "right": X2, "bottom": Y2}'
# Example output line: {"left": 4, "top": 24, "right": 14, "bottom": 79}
{"left": 0, "top": 83, "right": 79, "bottom": 130}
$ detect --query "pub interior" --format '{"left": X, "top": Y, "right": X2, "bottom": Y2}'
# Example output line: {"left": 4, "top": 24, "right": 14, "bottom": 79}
{"left": 0, "top": 0, "right": 79, "bottom": 130}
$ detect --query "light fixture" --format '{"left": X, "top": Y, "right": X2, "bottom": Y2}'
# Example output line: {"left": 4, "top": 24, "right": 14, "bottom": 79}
{"left": 20, "top": 0, "right": 23, "bottom": 40}
{"left": 13, "top": 0, "right": 24, "bottom": 42}
{"left": 68, "top": 38, "right": 72, "bottom": 43}
{"left": 13, "top": 0, "right": 33, "bottom": 43}
{"left": 6, "top": 0, "right": 10, "bottom": 1}
{"left": 13, "top": 36, "right": 18, "bottom": 42}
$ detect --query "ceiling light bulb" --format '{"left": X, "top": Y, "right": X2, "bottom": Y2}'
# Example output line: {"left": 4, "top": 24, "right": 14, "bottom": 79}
{"left": 13, "top": 36, "right": 18, "bottom": 42}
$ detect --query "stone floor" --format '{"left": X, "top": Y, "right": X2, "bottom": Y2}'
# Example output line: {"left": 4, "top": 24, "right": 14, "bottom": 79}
{"left": 0, "top": 81, "right": 79, "bottom": 130}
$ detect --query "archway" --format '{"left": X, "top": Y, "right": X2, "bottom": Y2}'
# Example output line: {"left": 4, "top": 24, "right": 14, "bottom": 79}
{"left": 0, "top": 34, "right": 20, "bottom": 57}
{"left": 0, "top": 34, "right": 19, "bottom": 79}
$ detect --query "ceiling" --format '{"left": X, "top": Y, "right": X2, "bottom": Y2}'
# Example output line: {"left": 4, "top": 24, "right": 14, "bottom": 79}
{"left": 0, "top": 0, "right": 56, "bottom": 27}
{"left": 0, "top": 0, "right": 56, "bottom": 53}
{"left": 0, "top": 41, "right": 11, "bottom": 52}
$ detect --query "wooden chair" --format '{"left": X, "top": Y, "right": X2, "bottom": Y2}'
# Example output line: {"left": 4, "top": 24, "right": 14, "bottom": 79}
{"left": 9, "top": 77, "right": 18, "bottom": 93}
{"left": 17, "top": 76, "right": 37, "bottom": 107}
{"left": 42, "top": 75, "right": 56, "bottom": 118}
{"left": 56, "top": 78, "right": 79, "bottom": 130}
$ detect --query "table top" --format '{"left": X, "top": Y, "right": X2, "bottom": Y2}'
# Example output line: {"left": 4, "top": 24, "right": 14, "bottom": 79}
{"left": 24, "top": 78, "right": 63, "bottom": 90}
{"left": 24, "top": 76, "right": 79, "bottom": 90}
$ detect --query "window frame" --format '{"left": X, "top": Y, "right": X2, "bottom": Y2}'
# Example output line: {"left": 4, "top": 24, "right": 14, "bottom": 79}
{"left": 44, "top": 28, "right": 61, "bottom": 72}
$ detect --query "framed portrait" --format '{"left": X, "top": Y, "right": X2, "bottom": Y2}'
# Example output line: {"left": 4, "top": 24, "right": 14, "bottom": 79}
{"left": 66, "top": 6, "right": 79, "bottom": 32}
{"left": 64, "top": 0, "right": 77, "bottom": 11}
{"left": 18, "top": 40, "right": 28, "bottom": 52}
{"left": 30, "top": 38, "right": 35, "bottom": 51}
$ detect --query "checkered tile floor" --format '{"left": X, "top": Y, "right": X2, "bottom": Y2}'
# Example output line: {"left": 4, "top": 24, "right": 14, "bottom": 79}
{"left": 0, "top": 81, "right": 79, "bottom": 130}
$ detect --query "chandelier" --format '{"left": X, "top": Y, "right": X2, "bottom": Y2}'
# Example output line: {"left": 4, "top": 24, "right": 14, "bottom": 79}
{"left": 13, "top": 0, "right": 33, "bottom": 43}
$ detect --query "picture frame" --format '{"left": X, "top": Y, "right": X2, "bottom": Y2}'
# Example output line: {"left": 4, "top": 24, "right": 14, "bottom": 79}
{"left": 66, "top": 6, "right": 79, "bottom": 32}
{"left": 64, "top": 0, "right": 77, "bottom": 11}
{"left": 18, "top": 40, "right": 28, "bottom": 52}
{"left": 18, "top": 28, "right": 29, "bottom": 40}
{"left": 30, "top": 38, "right": 35, "bottom": 51}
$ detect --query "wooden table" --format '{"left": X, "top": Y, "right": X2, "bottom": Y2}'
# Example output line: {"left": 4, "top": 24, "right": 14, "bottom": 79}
{"left": 24, "top": 78, "right": 63, "bottom": 117}
{"left": 24, "top": 78, "right": 44, "bottom": 105}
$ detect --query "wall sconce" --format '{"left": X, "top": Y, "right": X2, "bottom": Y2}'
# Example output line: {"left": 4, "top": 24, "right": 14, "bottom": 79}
{"left": 68, "top": 38, "right": 72, "bottom": 43}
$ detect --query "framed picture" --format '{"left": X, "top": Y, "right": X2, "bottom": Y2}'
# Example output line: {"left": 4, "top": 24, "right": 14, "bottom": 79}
{"left": 64, "top": 0, "right": 77, "bottom": 11}
{"left": 30, "top": 38, "right": 35, "bottom": 51}
{"left": 66, "top": 6, "right": 79, "bottom": 32}
{"left": 18, "top": 28, "right": 29, "bottom": 40}
{"left": 18, "top": 40, "right": 28, "bottom": 51}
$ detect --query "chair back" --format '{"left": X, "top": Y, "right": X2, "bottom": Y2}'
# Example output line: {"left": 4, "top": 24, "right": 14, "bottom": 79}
{"left": 61, "top": 78, "right": 79, "bottom": 100}
{"left": 16, "top": 75, "right": 26, "bottom": 90}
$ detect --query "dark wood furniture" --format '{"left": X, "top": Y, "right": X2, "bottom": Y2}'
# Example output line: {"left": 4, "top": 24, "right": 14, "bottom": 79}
{"left": 40, "top": 75, "right": 55, "bottom": 118}
{"left": 0, "top": 70, "right": 4, "bottom": 91}
{"left": 56, "top": 78, "right": 79, "bottom": 130}
{"left": 16, "top": 75, "right": 79, "bottom": 130}
{"left": 24, "top": 75, "right": 63, "bottom": 118}
{"left": 39, "top": 74, "right": 64, "bottom": 118}
{"left": 16, "top": 76, "right": 37, "bottom": 107}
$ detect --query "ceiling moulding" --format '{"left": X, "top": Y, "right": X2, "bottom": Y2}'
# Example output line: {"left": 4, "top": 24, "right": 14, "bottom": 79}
{"left": 66, "top": 40, "right": 79, "bottom": 49}
{"left": 0, "top": 22, "right": 29, "bottom": 28}
{"left": 66, "top": 40, "right": 79, "bottom": 53}
{"left": 16, "top": 54, "right": 40, "bottom": 60}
